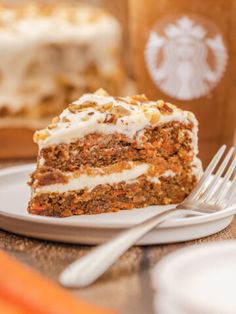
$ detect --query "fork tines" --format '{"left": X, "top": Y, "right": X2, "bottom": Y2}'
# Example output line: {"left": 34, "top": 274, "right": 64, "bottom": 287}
{"left": 186, "top": 145, "right": 236, "bottom": 207}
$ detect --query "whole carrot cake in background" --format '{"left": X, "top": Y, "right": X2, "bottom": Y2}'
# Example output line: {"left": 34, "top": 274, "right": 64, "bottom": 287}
{"left": 0, "top": 3, "right": 123, "bottom": 119}
{"left": 0, "top": 2, "right": 125, "bottom": 159}
{"left": 28, "top": 89, "right": 203, "bottom": 217}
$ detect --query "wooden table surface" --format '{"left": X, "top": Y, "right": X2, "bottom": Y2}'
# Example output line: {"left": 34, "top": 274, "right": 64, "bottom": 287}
{"left": 1, "top": 160, "right": 236, "bottom": 314}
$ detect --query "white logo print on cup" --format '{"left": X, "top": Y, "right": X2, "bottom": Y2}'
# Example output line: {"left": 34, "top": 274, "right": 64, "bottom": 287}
{"left": 145, "top": 16, "right": 228, "bottom": 100}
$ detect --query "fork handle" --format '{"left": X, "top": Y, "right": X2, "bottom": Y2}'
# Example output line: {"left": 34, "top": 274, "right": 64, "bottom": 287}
{"left": 59, "top": 207, "right": 178, "bottom": 288}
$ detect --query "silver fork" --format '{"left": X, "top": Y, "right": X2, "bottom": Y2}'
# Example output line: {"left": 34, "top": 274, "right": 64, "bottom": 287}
{"left": 59, "top": 145, "right": 236, "bottom": 288}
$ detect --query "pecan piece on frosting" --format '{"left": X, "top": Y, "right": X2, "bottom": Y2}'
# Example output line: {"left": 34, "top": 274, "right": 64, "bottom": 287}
{"left": 111, "top": 105, "right": 131, "bottom": 117}
{"left": 158, "top": 102, "right": 174, "bottom": 115}
{"left": 33, "top": 129, "right": 49, "bottom": 142}
{"left": 104, "top": 113, "right": 117, "bottom": 124}
{"left": 94, "top": 88, "right": 110, "bottom": 96}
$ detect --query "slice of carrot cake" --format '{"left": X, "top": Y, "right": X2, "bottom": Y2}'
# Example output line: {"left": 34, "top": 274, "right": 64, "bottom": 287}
{"left": 28, "top": 89, "right": 203, "bottom": 217}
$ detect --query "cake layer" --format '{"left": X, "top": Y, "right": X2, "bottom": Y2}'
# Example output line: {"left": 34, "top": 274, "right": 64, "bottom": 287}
{"left": 34, "top": 163, "right": 149, "bottom": 193}
{"left": 32, "top": 164, "right": 199, "bottom": 194}
{"left": 32, "top": 154, "right": 201, "bottom": 189}
{"left": 28, "top": 174, "right": 197, "bottom": 217}
{"left": 38, "top": 121, "right": 195, "bottom": 171}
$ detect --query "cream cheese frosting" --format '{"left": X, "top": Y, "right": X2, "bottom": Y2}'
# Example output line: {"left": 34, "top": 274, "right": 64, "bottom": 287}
{"left": 35, "top": 163, "right": 149, "bottom": 194}
{"left": 34, "top": 164, "right": 194, "bottom": 195}
{"left": 34, "top": 90, "right": 198, "bottom": 149}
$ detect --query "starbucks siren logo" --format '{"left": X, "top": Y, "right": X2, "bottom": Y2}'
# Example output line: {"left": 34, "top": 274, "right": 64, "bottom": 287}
{"left": 145, "top": 16, "right": 228, "bottom": 100}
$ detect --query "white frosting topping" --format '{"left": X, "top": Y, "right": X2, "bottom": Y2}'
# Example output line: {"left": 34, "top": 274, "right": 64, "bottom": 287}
{"left": 0, "top": 5, "right": 121, "bottom": 112}
{"left": 35, "top": 92, "right": 196, "bottom": 149}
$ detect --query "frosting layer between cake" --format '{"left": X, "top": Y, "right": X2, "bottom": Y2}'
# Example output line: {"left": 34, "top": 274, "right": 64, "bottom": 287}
{"left": 33, "top": 162, "right": 203, "bottom": 195}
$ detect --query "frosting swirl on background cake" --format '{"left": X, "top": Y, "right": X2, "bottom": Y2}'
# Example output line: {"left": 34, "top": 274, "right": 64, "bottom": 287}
{"left": 0, "top": 4, "right": 122, "bottom": 115}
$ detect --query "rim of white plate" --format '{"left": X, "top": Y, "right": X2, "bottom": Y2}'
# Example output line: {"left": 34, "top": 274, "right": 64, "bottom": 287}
{"left": 0, "top": 163, "right": 235, "bottom": 229}
{"left": 152, "top": 240, "right": 236, "bottom": 314}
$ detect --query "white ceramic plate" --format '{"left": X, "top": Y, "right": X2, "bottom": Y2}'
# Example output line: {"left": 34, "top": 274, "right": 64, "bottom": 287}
{"left": 152, "top": 241, "right": 236, "bottom": 314}
{"left": 0, "top": 164, "right": 235, "bottom": 245}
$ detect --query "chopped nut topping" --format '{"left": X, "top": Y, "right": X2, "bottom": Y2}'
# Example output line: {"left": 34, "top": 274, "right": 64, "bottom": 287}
{"left": 157, "top": 100, "right": 165, "bottom": 107}
{"left": 68, "top": 101, "right": 97, "bottom": 113}
{"left": 131, "top": 94, "right": 148, "bottom": 102}
{"left": 62, "top": 117, "right": 71, "bottom": 123}
{"left": 128, "top": 97, "right": 139, "bottom": 105}
{"left": 80, "top": 101, "right": 97, "bottom": 109}
{"left": 144, "top": 111, "right": 160, "bottom": 125}
{"left": 88, "top": 112, "right": 94, "bottom": 116}
{"left": 94, "top": 88, "right": 110, "bottom": 96}
{"left": 48, "top": 123, "right": 57, "bottom": 130}
{"left": 158, "top": 103, "right": 173, "bottom": 114}
{"left": 125, "top": 94, "right": 148, "bottom": 105}
{"left": 51, "top": 116, "right": 60, "bottom": 124}
{"left": 156, "top": 100, "right": 174, "bottom": 114}
{"left": 104, "top": 114, "right": 117, "bottom": 124}
{"left": 150, "top": 112, "right": 160, "bottom": 125}
{"left": 33, "top": 130, "right": 49, "bottom": 143}
{"left": 166, "top": 102, "right": 177, "bottom": 110}
{"left": 114, "top": 96, "right": 129, "bottom": 104}
{"left": 68, "top": 103, "right": 80, "bottom": 113}
{"left": 99, "top": 102, "right": 113, "bottom": 112}
{"left": 111, "top": 105, "right": 131, "bottom": 117}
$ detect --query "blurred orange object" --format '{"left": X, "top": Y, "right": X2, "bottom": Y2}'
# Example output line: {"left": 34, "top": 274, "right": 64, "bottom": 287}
{"left": 0, "top": 299, "right": 27, "bottom": 314}
{"left": 0, "top": 251, "right": 116, "bottom": 314}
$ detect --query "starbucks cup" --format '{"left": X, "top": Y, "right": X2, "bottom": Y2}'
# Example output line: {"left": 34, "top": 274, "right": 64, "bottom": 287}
{"left": 129, "top": 0, "right": 236, "bottom": 166}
